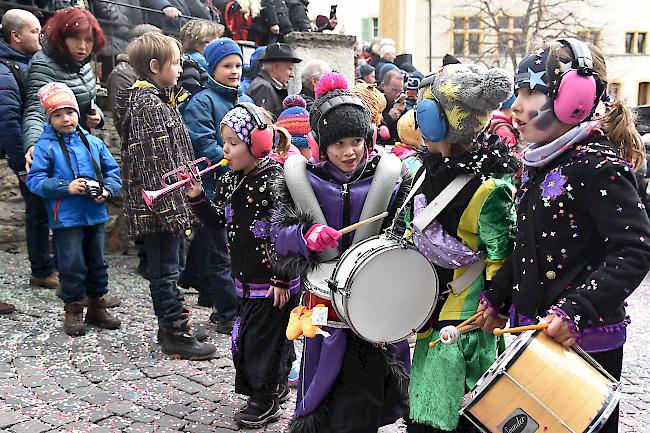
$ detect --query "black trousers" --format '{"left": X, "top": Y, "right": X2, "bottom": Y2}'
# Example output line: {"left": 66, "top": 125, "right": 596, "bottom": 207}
{"left": 233, "top": 294, "right": 298, "bottom": 401}
{"left": 407, "top": 346, "right": 624, "bottom": 433}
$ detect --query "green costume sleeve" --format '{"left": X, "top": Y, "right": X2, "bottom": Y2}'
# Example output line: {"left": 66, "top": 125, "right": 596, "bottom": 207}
{"left": 478, "top": 179, "right": 516, "bottom": 280}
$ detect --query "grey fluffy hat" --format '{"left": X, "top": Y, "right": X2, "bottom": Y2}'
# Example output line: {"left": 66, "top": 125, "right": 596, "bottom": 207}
{"left": 418, "top": 63, "right": 513, "bottom": 144}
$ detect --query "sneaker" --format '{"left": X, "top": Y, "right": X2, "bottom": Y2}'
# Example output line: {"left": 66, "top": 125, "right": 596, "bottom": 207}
{"left": 30, "top": 272, "right": 59, "bottom": 289}
{"left": 288, "top": 359, "right": 300, "bottom": 387}
{"left": 235, "top": 398, "right": 281, "bottom": 428}
{"left": 0, "top": 301, "right": 16, "bottom": 314}
{"left": 277, "top": 383, "right": 291, "bottom": 403}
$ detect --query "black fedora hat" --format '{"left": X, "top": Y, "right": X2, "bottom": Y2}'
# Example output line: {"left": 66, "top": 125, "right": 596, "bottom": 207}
{"left": 260, "top": 43, "right": 302, "bottom": 63}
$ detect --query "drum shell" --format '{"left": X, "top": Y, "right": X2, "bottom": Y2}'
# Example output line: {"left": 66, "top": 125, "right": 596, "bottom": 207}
{"left": 329, "top": 235, "right": 439, "bottom": 344}
{"left": 460, "top": 331, "right": 620, "bottom": 433}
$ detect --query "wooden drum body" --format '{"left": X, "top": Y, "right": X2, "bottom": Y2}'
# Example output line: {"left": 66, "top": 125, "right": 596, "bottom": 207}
{"left": 460, "top": 331, "right": 620, "bottom": 433}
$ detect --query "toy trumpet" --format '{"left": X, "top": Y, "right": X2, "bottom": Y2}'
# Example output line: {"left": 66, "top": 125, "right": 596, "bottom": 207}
{"left": 141, "top": 157, "right": 228, "bottom": 210}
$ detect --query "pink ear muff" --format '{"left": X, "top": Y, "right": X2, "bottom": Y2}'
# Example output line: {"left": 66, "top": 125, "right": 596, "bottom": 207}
{"left": 250, "top": 126, "right": 274, "bottom": 158}
{"left": 553, "top": 70, "right": 597, "bottom": 125}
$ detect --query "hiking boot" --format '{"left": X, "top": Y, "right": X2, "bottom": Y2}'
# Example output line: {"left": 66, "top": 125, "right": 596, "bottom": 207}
{"left": 159, "top": 318, "right": 216, "bottom": 360}
{"left": 85, "top": 296, "right": 121, "bottom": 330}
{"left": 30, "top": 271, "right": 59, "bottom": 289}
{"left": 81, "top": 294, "right": 121, "bottom": 309}
{"left": 63, "top": 301, "right": 86, "bottom": 336}
{"left": 235, "top": 398, "right": 281, "bottom": 428}
{"left": 157, "top": 319, "right": 209, "bottom": 343}
{"left": 277, "top": 383, "right": 291, "bottom": 403}
{"left": 0, "top": 301, "right": 16, "bottom": 314}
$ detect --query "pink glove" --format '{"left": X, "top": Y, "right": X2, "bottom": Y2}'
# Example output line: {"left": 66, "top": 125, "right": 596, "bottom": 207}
{"left": 494, "top": 124, "right": 517, "bottom": 147}
{"left": 305, "top": 224, "right": 341, "bottom": 252}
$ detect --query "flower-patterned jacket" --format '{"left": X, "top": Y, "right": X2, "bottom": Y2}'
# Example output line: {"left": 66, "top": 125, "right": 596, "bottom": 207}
{"left": 187, "top": 157, "right": 298, "bottom": 289}
{"left": 485, "top": 136, "right": 650, "bottom": 352}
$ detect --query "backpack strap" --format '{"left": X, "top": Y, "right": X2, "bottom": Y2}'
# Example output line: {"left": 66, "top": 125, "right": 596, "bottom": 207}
{"left": 0, "top": 59, "right": 27, "bottom": 106}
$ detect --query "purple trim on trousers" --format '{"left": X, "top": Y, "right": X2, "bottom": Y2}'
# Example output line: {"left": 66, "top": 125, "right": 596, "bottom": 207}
{"left": 294, "top": 327, "right": 347, "bottom": 417}
{"left": 510, "top": 306, "right": 629, "bottom": 353}
{"left": 294, "top": 328, "right": 411, "bottom": 418}
{"left": 234, "top": 278, "right": 301, "bottom": 298}
{"left": 231, "top": 316, "right": 241, "bottom": 356}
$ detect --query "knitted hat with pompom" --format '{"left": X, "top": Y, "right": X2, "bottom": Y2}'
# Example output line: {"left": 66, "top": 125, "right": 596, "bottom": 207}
{"left": 310, "top": 72, "right": 372, "bottom": 155}
{"left": 276, "top": 95, "right": 310, "bottom": 148}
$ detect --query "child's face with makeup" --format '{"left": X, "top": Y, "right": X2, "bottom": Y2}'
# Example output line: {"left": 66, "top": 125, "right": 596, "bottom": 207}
{"left": 512, "top": 88, "right": 571, "bottom": 144}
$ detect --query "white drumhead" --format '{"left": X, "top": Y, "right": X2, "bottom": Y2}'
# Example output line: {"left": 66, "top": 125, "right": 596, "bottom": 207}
{"left": 339, "top": 244, "right": 438, "bottom": 343}
{"left": 304, "top": 261, "right": 337, "bottom": 299}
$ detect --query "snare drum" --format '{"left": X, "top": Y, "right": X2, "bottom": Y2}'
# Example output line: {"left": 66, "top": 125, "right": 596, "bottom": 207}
{"left": 460, "top": 330, "right": 620, "bottom": 433}
{"left": 327, "top": 235, "right": 439, "bottom": 344}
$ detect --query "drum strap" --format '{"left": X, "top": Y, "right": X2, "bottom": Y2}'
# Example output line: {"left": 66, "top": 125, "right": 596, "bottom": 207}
{"left": 448, "top": 259, "right": 486, "bottom": 296}
{"left": 352, "top": 153, "right": 402, "bottom": 244}
{"left": 412, "top": 174, "right": 474, "bottom": 233}
{"left": 284, "top": 153, "right": 402, "bottom": 260}
{"left": 284, "top": 155, "right": 337, "bottom": 262}
{"left": 410, "top": 174, "right": 480, "bottom": 296}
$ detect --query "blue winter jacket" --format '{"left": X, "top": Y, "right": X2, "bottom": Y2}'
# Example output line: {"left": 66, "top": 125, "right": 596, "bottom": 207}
{"left": 26, "top": 124, "right": 122, "bottom": 230}
{"left": 0, "top": 40, "right": 32, "bottom": 173}
{"left": 182, "top": 77, "right": 252, "bottom": 198}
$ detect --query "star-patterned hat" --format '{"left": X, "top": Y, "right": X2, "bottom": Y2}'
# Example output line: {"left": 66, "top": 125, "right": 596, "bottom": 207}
{"left": 418, "top": 63, "right": 513, "bottom": 144}
{"left": 514, "top": 48, "right": 551, "bottom": 95}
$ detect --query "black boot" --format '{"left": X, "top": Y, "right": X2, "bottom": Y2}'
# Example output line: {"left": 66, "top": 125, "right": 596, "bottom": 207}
{"left": 157, "top": 319, "right": 209, "bottom": 343}
{"left": 235, "top": 398, "right": 281, "bottom": 428}
{"left": 159, "top": 317, "right": 216, "bottom": 360}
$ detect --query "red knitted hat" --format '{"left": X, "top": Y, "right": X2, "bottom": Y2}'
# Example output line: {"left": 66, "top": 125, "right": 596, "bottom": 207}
{"left": 38, "top": 82, "right": 79, "bottom": 116}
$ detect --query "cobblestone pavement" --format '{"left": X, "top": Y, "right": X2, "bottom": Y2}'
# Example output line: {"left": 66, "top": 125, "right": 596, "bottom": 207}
{"left": 0, "top": 252, "right": 647, "bottom": 432}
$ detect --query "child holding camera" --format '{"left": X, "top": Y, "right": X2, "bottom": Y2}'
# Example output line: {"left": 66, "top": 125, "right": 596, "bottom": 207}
{"left": 26, "top": 82, "right": 122, "bottom": 336}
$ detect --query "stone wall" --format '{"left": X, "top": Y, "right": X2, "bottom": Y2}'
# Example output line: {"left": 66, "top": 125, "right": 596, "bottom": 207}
{"left": 285, "top": 32, "right": 357, "bottom": 95}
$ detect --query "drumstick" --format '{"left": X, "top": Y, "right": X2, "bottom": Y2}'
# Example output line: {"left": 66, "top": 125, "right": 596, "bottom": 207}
{"left": 493, "top": 323, "right": 549, "bottom": 336}
{"left": 428, "top": 324, "right": 479, "bottom": 348}
{"left": 428, "top": 311, "right": 484, "bottom": 348}
{"left": 338, "top": 212, "right": 389, "bottom": 235}
{"left": 457, "top": 311, "right": 484, "bottom": 329}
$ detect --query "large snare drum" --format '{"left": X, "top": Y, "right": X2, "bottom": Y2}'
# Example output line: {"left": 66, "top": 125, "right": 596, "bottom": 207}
{"left": 460, "top": 330, "right": 620, "bottom": 433}
{"left": 325, "top": 235, "right": 439, "bottom": 344}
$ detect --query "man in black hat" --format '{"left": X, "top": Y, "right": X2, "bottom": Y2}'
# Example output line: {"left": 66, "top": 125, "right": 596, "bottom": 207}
{"left": 246, "top": 43, "right": 301, "bottom": 117}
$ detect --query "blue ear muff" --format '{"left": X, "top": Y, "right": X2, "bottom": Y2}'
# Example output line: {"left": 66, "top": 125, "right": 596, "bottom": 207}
{"left": 415, "top": 98, "right": 448, "bottom": 143}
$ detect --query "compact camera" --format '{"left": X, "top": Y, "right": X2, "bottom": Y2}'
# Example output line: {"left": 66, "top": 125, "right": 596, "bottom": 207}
{"left": 84, "top": 179, "right": 103, "bottom": 199}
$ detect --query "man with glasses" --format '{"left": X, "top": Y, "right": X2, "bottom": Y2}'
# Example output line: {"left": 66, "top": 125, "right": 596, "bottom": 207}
{"left": 378, "top": 69, "right": 406, "bottom": 147}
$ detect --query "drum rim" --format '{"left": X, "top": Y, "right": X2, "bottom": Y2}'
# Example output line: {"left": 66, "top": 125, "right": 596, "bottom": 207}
{"left": 304, "top": 261, "right": 337, "bottom": 299}
{"left": 459, "top": 330, "right": 622, "bottom": 431}
{"left": 331, "top": 236, "right": 439, "bottom": 344}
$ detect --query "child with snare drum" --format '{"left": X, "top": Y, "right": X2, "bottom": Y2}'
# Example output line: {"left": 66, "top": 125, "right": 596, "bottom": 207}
{"left": 405, "top": 63, "right": 518, "bottom": 433}
{"left": 478, "top": 39, "right": 650, "bottom": 433}
{"left": 271, "top": 72, "right": 412, "bottom": 433}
